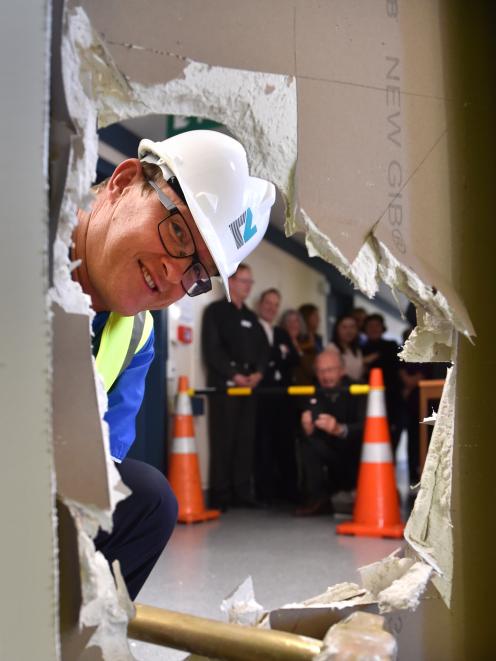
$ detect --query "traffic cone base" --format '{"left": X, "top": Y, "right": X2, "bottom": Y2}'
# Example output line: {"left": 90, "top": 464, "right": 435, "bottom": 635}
{"left": 336, "top": 521, "right": 404, "bottom": 539}
{"left": 169, "top": 376, "right": 220, "bottom": 524}
{"left": 336, "top": 367, "right": 404, "bottom": 539}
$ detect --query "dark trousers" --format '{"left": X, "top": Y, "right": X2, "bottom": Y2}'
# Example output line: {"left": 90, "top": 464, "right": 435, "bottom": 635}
{"left": 255, "top": 395, "right": 299, "bottom": 503}
{"left": 94, "top": 458, "right": 178, "bottom": 600}
{"left": 208, "top": 395, "right": 257, "bottom": 506}
{"left": 299, "top": 434, "right": 359, "bottom": 502}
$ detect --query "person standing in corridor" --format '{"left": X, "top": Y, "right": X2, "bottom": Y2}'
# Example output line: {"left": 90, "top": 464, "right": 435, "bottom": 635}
{"left": 202, "top": 264, "right": 269, "bottom": 511}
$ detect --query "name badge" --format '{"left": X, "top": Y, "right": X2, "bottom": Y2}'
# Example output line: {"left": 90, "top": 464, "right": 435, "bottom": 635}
{"left": 241, "top": 319, "right": 252, "bottom": 328}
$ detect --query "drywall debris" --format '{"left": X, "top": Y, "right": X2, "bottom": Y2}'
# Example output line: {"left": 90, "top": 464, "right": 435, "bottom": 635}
{"left": 51, "top": 6, "right": 135, "bottom": 659}
{"left": 315, "top": 612, "right": 397, "bottom": 661}
{"left": 358, "top": 550, "right": 414, "bottom": 597}
{"left": 78, "top": 536, "right": 134, "bottom": 659}
{"left": 67, "top": 8, "right": 297, "bottom": 219}
{"left": 284, "top": 582, "right": 373, "bottom": 611}
{"left": 272, "top": 549, "right": 433, "bottom": 625}
{"left": 221, "top": 576, "right": 266, "bottom": 627}
{"left": 297, "top": 209, "right": 465, "bottom": 362}
{"left": 422, "top": 411, "right": 437, "bottom": 425}
{"left": 376, "top": 562, "right": 433, "bottom": 614}
{"left": 405, "top": 364, "right": 456, "bottom": 605}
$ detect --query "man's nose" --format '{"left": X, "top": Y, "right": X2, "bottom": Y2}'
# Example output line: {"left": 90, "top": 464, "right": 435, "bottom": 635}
{"left": 161, "top": 254, "right": 187, "bottom": 284}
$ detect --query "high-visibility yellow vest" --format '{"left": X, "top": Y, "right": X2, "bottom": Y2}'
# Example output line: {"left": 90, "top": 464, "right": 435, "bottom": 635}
{"left": 95, "top": 311, "right": 154, "bottom": 392}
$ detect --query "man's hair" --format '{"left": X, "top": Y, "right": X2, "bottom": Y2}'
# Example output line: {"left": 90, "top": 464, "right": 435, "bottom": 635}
{"left": 260, "top": 287, "right": 281, "bottom": 302}
{"left": 298, "top": 303, "right": 318, "bottom": 324}
{"left": 331, "top": 314, "right": 360, "bottom": 355}
{"left": 279, "top": 308, "right": 304, "bottom": 332}
{"left": 364, "top": 313, "right": 386, "bottom": 331}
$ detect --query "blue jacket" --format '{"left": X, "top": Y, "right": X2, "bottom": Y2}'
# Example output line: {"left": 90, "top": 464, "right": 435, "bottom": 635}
{"left": 92, "top": 312, "right": 155, "bottom": 461}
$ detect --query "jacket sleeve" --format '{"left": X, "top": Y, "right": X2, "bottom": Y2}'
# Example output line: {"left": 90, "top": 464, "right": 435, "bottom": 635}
{"left": 344, "top": 392, "right": 366, "bottom": 445}
{"left": 201, "top": 304, "right": 237, "bottom": 381}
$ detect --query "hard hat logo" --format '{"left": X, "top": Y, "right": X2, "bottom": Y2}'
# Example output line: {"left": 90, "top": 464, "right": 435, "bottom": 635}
{"left": 229, "top": 208, "right": 257, "bottom": 250}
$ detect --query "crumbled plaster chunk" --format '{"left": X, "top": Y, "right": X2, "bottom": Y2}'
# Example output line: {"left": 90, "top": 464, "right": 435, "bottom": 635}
{"left": 377, "top": 562, "right": 433, "bottom": 614}
{"left": 358, "top": 551, "right": 414, "bottom": 598}
{"left": 315, "top": 612, "right": 397, "bottom": 661}
{"left": 221, "top": 576, "right": 265, "bottom": 627}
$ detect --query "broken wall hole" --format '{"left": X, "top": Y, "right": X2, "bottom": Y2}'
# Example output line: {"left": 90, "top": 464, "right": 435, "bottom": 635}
{"left": 46, "top": 2, "right": 477, "bottom": 659}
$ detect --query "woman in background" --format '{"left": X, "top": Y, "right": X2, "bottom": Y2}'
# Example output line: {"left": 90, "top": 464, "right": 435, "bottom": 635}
{"left": 328, "top": 314, "right": 366, "bottom": 382}
{"left": 279, "top": 308, "right": 311, "bottom": 384}
{"left": 298, "top": 304, "right": 324, "bottom": 384}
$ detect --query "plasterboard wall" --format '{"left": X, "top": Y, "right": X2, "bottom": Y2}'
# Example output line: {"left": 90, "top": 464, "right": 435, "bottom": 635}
{"left": 0, "top": 1, "right": 58, "bottom": 659}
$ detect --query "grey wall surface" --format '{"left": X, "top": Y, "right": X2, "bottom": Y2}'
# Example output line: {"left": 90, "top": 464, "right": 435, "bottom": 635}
{"left": 0, "top": 1, "right": 59, "bottom": 659}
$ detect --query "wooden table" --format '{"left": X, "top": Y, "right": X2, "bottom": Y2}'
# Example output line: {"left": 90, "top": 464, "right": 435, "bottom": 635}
{"left": 419, "top": 379, "right": 445, "bottom": 472}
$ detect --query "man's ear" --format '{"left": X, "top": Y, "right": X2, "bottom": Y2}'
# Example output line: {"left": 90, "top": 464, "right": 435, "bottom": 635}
{"left": 107, "top": 159, "right": 143, "bottom": 201}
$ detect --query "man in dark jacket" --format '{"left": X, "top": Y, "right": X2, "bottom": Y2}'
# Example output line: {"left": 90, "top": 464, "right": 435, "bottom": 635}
{"left": 202, "top": 263, "right": 269, "bottom": 510}
{"left": 255, "top": 288, "right": 301, "bottom": 504}
{"left": 296, "top": 349, "right": 365, "bottom": 516}
{"left": 362, "top": 313, "right": 403, "bottom": 453}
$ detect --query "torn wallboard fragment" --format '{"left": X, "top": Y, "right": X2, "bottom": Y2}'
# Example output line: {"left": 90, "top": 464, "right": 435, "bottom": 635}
{"left": 220, "top": 576, "right": 266, "bottom": 628}
{"left": 80, "top": 0, "right": 474, "bottom": 357}
{"left": 51, "top": 5, "right": 137, "bottom": 659}
{"left": 405, "top": 364, "right": 457, "bottom": 605}
{"left": 269, "top": 548, "right": 433, "bottom": 631}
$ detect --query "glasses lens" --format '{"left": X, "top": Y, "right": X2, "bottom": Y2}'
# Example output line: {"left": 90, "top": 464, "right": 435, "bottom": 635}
{"left": 158, "top": 214, "right": 195, "bottom": 258}
{"left": 182, "top": 262, "right": 212, "bottom": 297}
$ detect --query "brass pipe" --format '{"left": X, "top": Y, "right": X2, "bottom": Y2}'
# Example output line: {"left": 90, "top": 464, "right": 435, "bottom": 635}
{"left": 128, "top": 604, "right": 323, "bottom": 661}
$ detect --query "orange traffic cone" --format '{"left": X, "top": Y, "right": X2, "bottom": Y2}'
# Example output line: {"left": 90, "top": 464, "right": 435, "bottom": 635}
{"left": 336, "top": 368, "right": 404, "bottom": 538}
{"left": 168, "top": 375, "right": 220, "bottom": 524}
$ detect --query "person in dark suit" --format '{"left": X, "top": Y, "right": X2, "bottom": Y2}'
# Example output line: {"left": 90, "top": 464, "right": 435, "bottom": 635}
{"left": 202, "top": 264, "right": 269, "bottom": 510}
{"left": 296, "top": 349, "right": 365, "bottom": 516}
{"left": 255, "top": 288, "right": 301, "bottom": 504}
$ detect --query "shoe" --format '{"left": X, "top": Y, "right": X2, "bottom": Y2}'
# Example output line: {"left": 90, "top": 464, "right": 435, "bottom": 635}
{"left": 331, "top": 490, "right": 355, "bottom": 515}
{"left": 294, "top": 498, "right": 334, "bottom": 517}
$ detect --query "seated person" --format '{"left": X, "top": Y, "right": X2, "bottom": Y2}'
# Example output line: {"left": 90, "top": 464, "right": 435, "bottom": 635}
{"left": 295, "top": 349, "right": 365, "bottom": 516}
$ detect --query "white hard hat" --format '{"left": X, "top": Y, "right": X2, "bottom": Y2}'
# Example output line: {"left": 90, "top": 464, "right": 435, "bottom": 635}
{"left": 138, "top": 130, "right": 276, "bottom": 299}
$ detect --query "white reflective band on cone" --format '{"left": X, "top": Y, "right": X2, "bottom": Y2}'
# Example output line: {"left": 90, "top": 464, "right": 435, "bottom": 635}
{"left": 366, "top": 389, "right": 387, "bottom": 418}
{"left": 361, "top": 442, "right": 393, "bottom": 463}
{"left": 176, "top": 393, "right": 193, "bottom": 415}
{"left": 172, "top": 436, "right": 196, "bottom": 454}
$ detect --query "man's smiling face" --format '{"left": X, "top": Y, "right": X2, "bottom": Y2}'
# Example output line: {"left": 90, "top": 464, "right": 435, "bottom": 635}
{"left": 83, "top": 159, "right": 217, "bottom": 316}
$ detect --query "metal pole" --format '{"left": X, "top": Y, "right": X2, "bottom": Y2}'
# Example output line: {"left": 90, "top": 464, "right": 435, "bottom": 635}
{"left": 128, "top": 604, "right": 323, "bottom": 661}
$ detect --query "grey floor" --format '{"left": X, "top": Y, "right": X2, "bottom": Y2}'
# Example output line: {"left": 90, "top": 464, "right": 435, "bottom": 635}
{"left": 130, "top": 461, "right": 412, "bottom": 660}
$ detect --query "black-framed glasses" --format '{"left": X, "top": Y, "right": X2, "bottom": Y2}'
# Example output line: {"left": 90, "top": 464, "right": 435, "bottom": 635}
{"left": 147, "top": 179, "right": 212, "bottom": 297}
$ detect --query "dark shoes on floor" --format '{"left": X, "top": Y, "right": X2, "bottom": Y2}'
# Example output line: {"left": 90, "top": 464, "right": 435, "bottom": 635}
{"left": 294, "top": 498, "right": 334, "bottom": 517}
